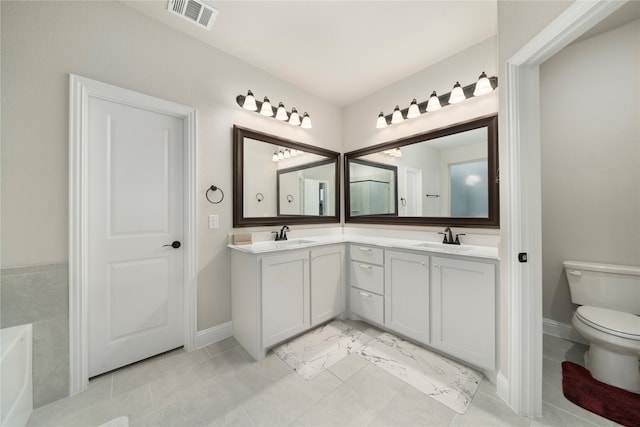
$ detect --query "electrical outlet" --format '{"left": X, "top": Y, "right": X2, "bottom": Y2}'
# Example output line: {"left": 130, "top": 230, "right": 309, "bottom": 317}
{"left": 208, "top": 214, "right": 219, "bottom": 229}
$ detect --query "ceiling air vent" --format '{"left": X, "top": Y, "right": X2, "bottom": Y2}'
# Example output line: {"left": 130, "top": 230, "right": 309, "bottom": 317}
{"left": 167, "top": 0, "right": 218, "bottom": 30}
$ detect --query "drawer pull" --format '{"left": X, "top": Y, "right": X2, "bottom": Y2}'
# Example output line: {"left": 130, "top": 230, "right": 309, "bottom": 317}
{"left": 359, "top": 264, "right": 373, "bottom": 269}
{"left": 359, "top": 247, "right": 372, "bottom": 252}
{"left": 359, "top": 291, "right": 372, "bottom": 297}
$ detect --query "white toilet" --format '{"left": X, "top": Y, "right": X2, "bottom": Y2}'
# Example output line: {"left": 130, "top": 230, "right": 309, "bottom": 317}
{"left": 563, "top": 260, "right": 640, "bottom": 393}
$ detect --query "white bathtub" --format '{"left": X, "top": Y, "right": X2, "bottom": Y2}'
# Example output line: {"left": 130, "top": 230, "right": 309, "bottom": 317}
{"left": 1, "top": 324, "right": 33, "bottom": 427}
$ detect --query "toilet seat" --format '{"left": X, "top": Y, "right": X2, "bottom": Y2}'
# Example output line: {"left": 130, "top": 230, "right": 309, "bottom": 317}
{"left": 575, "top": 306, "right": 640, "bottom": 341}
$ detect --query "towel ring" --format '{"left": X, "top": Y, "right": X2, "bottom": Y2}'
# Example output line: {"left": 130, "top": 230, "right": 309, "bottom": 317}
{"left": 287, "top": 194, "right": 294, "bottom": 203}
{"left": 206, "top": 185, "right": 224, "bottom": 204}
{"left": 256, "top": 193, "right": 264, "bottom": 202}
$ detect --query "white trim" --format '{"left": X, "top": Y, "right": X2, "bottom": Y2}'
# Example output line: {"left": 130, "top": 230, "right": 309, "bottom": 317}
{"left": 504, "top": 0, "right": 625, "bottom": 417}
{"left": 195, "top": 321, "right": 233, "bottom": 349}
{"left": 496, "top": 371, "right": 509, "bottom": 404}
{"left": 542, "top": 318, "right": 588, "bottom": 345}
{"left": 68, "top": 74, "right": 198, "bottom": 395}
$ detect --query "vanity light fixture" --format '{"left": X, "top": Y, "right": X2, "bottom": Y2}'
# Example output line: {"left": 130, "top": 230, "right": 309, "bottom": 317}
{"left": 289, "top": 108, "right": 301, "bottom": 126}
{"left": 275, "top": 102, "right": 288, "bottom": 121}
{"left": 407, "top": 99, "right": 421, "bottom": 119}
{"left": 260, "top": 97, "right": 273, "bottom": 116}
{"left": 271, "top": 146, "right": 306, "bottom": 162}
{"left": 448, "top": 82, "right": 466, "bottom": 104}
{"left": 426, "top": 91, "right": 442, "bottom": 112}
{"left": 236, "top": 91, "right": 312, "bottom": 128}
{"left": 391, "top": 105, "right": 404, "bottom": 124}
{"left": 375, "top": 73, "right": 498, "bottom": 128}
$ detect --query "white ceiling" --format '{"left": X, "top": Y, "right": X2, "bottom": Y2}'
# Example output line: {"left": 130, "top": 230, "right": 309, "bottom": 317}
{"left": 122, "top": 1, "right": 498, "bottom": 106}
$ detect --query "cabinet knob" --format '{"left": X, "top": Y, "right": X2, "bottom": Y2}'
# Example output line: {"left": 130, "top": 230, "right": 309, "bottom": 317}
{"left": 434, "top": 264, "right": 439, "bottom": 269}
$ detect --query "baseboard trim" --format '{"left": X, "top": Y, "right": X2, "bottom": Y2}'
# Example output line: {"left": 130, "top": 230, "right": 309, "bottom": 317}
{"left": 543, "top": 318, "right": 588, "bottom": 345}
{"left": 195, "top": 321, "right": 233, "bottom": 349}
{"left": 496, "top": 371, "right": 509, "bottom": 405}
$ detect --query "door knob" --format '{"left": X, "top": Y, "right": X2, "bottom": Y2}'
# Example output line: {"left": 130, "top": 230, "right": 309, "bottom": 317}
{"left": 163, "top": 241, "right": 181, "bottom": 249}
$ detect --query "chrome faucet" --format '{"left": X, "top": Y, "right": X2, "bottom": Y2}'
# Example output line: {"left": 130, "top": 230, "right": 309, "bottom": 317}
{"left": 272, "top": 225, "right": 290, "bottom": 241}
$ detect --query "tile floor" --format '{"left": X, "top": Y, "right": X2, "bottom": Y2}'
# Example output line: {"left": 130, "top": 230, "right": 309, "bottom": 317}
{"left": 27, "top": 321, "right": 622, "bottom": 426}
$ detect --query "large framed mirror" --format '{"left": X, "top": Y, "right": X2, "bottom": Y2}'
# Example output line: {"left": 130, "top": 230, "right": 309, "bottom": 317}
{"left": 344, "top": 115, "right": 499, "bottom": 228}
{"left": 233, "top": 125, "right": 341, "bottom": 227}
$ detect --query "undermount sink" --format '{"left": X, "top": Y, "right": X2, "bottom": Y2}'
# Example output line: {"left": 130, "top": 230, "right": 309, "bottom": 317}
{"left": 252, "top": 239, "right": 315, "bottom": 249}
{"left": 412, "top": 242, "right": 474, "bottom": 252}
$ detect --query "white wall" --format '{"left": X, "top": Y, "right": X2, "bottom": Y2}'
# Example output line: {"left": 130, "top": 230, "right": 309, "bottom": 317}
{"left": 0, "top": 1, "right": 342, "bottom": 330}
{"left": 540, "top": 20, "right": 640, "bottom": 324}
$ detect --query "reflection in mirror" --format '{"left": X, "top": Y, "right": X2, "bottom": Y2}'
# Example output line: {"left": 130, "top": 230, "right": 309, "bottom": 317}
{"left": 348, "top": 159, "right": 398, "bottom": 216}
{"left": 344, "top": 115, "right": 498, "bottom": 228}
{"left": 233, "top": 126, "right": 340, "bottom": 227}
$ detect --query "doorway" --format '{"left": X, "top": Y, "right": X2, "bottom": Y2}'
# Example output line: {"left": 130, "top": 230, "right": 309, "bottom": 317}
{"left": 69, "top": 75, "right": 197, "bottom": 394}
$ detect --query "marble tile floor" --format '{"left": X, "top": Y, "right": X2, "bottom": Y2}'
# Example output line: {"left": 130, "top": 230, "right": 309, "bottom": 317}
{"left": 27, "top": 321, "right": 622, "bottom": 427}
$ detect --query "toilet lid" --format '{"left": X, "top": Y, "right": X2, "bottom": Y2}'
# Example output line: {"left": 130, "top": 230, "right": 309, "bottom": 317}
{"left": 576, "top": 306, "right": 640, "bottom": 340}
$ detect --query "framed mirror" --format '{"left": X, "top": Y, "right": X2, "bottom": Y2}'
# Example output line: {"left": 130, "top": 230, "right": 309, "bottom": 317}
{"left": 233, "top": 125, "right": 341, "bottom": 227}
{"left": 344, "top": 115, "right": 499, "bottom": 228}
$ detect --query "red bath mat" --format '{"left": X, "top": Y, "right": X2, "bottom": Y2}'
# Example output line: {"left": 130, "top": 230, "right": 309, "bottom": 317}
{"left": 562, "top": 361, "right": 640, "bottom": 427}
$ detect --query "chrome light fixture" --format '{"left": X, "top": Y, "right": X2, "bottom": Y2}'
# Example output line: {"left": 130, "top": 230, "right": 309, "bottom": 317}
{"left": 236, "top": 91, "right": 312, "bottom": 129}
{"left": 448, "top": 82, "right": 466, "bottom": 104}
{"left": 375, "top": 74, "right": 497, "bottom": 128}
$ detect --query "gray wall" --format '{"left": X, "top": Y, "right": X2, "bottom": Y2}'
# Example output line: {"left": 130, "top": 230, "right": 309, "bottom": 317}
{"left": 540, "top": 20, "right": 640, "bottom": 324}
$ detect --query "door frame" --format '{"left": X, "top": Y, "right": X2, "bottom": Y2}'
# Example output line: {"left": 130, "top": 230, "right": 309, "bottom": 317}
{"left": 68, "top": 74, "right": 197, "bottom": 395}
{"left": 503, "top": 0, "right": 624, "bottom": 416}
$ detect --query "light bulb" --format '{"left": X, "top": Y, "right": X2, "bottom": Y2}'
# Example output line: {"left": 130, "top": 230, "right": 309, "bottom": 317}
{"left": 289, "top": 108, "right": 301, "bottom": 126}
{"left": 391, "top": 106, "right": 404, "bottom": 124}
{"left": 301, "top": 112, "right": 312, "bottom": 129}
{"left": 284, "top": 149, "right": 291, "bottom": 159}
{"left": 473, "top": 72, "right": 493, "bottom": 96}
{"left": 278, "top": 150, "right": 285, "bottom": 160}
{"left": 448, "top": 82, "right": 466, "bottom": 104}
{"left": 260, "top": 96, "right": 273, "bottom": 116}
{"left": 394, "top": 148, "right": 402, "bottom": 157}
{"left": 272, "top": 152, "right": 279, "bottom": 162}
{"left": 426, "top": 91, "right": 441, "bottom": 112}
{"left": 275, "top": 102, "right": 288, "bottom": 121}
{"left": 376, "top": 112, "right": 388, "bottom": 128}
{"left": 242, "top": 90, "right": 257, "bottom": 111}
{"left": 407, "top": 99, "right": 420, "bottom": 119}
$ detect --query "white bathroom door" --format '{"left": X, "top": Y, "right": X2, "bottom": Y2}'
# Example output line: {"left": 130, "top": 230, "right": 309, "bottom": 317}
{"left": 87, "top": 97, "right": 184, "bottom": 377}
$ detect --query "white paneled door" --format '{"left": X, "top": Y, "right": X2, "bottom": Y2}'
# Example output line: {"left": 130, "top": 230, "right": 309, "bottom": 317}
{"left": 87, "top": 97, "right": 184, "bottom": 377}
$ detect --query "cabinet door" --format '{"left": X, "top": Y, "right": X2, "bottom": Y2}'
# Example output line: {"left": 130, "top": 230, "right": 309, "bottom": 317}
{"left": 310, "top": 245, "right": 345, "bottom": 326}
{"left": 384, "top": 250, "right": 430, "bottom": 343}
{"left": 261, "top": 251, "right": 310, "bottom": 348}
{"left": 431, "top": 256, "right": 495, "bottom": 370}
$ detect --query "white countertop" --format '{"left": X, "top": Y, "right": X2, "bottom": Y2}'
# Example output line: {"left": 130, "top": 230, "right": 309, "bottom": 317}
{"left": 228, "top": 234, "right": 499, "bottom": 260}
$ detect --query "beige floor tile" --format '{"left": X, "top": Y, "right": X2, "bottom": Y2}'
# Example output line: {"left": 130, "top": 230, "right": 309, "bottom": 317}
{"left": 532, "top": 402, "right": 613, "bottom": 427}
{"left": 327, "top": 352, "right": 369, "bottom": 382}
{"left": 450, "top": 392, "right": 531, "bottom": 427}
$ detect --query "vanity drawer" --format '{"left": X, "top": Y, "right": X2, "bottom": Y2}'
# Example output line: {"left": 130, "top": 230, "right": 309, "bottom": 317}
{"left": 350, "top": 245, "right": 384, "bottom": 265}
{"left": 350, "top": 261, "right": 384, "bottom": 294}
{"left": 350, "top": 287, "right": 383, "bottom": 325}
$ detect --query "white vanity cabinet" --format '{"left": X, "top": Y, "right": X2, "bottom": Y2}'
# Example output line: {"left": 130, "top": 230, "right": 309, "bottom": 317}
{"left": 384, "top": 250, "right": 430, "bottom": 343}
{"left": 231, "top": 244, "right": 345, "bottom": 361}
{"left": 261, "top": 250, "right": 310, "bottom": 348}
{"left": 348, "top": 245, "right": 385, "bottom": 325}
{"left": 431, "top": 256, "right": 496, "bottom": 370}
{"left": 310, "top": 245, "right": 345, "bottom": 326}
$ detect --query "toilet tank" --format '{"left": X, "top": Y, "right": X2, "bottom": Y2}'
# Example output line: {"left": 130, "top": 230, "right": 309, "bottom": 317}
{"left": 563, "top": 260, "right": 640, "bottom": 315}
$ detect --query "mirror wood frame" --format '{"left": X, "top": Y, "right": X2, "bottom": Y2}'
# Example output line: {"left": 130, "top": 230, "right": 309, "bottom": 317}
{"left": 344, "top": 114, "right": 499, "bottom": 228}
{"left": 233, "top": 125, "right": 341, "bottom": 227}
